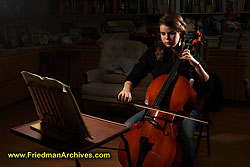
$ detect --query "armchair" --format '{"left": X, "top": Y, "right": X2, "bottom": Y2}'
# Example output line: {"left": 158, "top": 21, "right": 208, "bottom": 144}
{"left": 81, "top": 40, "right": 151, "bottom": 105}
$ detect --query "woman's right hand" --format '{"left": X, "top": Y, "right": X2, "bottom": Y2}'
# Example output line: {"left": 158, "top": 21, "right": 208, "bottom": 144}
{"left": 117, "top": 81, "right": 134, "bottom": 102}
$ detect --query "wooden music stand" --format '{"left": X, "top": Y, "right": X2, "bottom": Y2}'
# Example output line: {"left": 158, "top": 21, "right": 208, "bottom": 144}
{"left": 11, "top": 71, "right": 131, "bottom": 167}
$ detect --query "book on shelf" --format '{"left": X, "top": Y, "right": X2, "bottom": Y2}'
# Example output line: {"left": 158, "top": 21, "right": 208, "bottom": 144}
{"left": 220, "top": 38, "right": 239, "bottom": 49}
{"left": 222, "top": 32, "right": 241, "bottom": 38}
{"left": 170, "top": 0, "right": 176, "bottom": 12}
{"left": 239, "top": 40, "right": 250, "bottom": 49}
{"left": 205, "top": 35, "right": 221, "bottom": 48}
{"left": 200, "top": 0, "right": 206, "bottom": 13}
{"left": 176, "top": 0, "right": 181, "bottom": 12}
{"left": 239, "top": 31, "right": 250, "bottom": 49}
{"left": 182, "top": 0, "right": 192, "bottom": 13}
{"left": 147, "top": 0, "right": 154, "bottom": 14}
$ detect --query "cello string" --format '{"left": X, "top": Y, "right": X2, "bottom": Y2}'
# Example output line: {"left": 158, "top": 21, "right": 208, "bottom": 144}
{"left": 152, "top": 40, "right": 195, "bottom": 113}
{"left": 153, "top": 58, "right": 181, "bottom": 106}
{"left": 143, "top": 58, "right": 181, "bottom": 133}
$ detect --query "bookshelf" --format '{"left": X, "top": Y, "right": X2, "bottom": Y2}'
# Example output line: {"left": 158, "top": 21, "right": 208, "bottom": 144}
{"left": 47, "top": 0, "right": 250, "bottom": 16}
{"left": 45, "top": 0, "right": 250, "bottom": 41}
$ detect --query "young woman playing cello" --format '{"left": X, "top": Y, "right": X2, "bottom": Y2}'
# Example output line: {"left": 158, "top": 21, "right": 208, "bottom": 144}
{"left": 117, "top": 12, "right": 210, "bottom": 167}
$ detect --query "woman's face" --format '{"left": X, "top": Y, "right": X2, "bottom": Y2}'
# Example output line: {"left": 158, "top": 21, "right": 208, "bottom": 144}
{"left": 160, "top": 24, "right": 181, "bottom": 50}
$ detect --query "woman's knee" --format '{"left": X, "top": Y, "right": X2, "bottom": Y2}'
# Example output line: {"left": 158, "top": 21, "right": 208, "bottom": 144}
{"left": 180, "top": 110, "right": 199, "bottom": 138}
{"left": 124, "top": 109, "right": 146, "bottom": 127}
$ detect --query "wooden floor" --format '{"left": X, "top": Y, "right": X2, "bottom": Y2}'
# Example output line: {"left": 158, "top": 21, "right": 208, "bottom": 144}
{"left": 0, "top": 99, "right": 250, "bottom": 167}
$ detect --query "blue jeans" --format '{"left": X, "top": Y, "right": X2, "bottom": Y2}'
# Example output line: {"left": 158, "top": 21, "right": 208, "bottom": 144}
{"left": 124, "top": 109, "right": 198, "bottom": 167}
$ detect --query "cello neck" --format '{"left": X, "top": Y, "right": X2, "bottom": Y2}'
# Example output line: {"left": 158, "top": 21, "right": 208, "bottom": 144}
{"left": 152, "top": 57, "right": 181, "bottom": 107}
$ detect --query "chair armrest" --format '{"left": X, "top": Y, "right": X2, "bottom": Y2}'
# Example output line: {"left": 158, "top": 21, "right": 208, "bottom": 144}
{"left": 83, "top": 68, "right": 102, "bottom": 83}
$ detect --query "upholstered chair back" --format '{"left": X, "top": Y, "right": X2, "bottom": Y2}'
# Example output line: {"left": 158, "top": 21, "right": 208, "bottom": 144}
{"left": 99, "top": 40, "right": 147, "bottom": 71}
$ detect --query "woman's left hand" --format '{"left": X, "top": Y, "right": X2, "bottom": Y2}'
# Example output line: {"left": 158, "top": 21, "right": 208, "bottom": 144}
{"left": 180, "top": 49, "right": 199, "bottom": 68}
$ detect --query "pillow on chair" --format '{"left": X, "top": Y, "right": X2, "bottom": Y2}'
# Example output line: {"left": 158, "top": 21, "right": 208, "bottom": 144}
{"left": 104, "top": 56, "right": 135, "bottom": 75}
{"left": 101, "top": 56, "right": 135, "bottom": 84}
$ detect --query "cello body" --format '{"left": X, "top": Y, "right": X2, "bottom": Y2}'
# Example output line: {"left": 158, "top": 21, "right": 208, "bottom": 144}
{"left": 118, "top": 74, "right": 197, "bottom": 167}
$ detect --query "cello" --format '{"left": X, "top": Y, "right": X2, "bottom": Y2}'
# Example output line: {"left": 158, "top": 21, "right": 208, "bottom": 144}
{"left": 118, "top": 30, "right": 206, "bottom": 167}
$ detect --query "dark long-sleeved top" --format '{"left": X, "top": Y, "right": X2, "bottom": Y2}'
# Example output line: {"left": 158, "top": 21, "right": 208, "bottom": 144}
{"left": 126, "top": 46, "right": 210, "bottom": 93}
